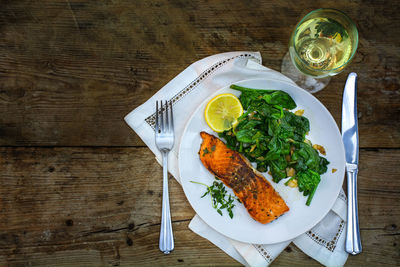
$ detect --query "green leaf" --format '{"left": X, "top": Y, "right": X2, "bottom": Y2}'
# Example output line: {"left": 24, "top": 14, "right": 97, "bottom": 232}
{"left": 296, "top": 169, "right": 321, "bottom": 205}
{"left": 201, "top": 191, "right": 209, "bottom": 198}
{"left": 262, "top": 91, "right": 297, "bottom": 109}
{"left": 228, "top": 209, "right": 234, "bottom": 218}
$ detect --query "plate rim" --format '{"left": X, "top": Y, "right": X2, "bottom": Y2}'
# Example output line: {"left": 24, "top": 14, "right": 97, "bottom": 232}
{"left": 178, "top": 78, "right": 346, "bottom": 244}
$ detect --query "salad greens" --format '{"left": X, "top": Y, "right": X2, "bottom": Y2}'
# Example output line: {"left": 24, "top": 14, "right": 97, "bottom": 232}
{"left": 219, "top": 84, "right": 329, "bottom": 206}
{"left": 190, "top": 177, "right": 239, "bottom": 218}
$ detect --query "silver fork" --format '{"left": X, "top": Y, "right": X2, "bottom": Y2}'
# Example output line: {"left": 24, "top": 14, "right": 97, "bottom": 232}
{"left": 155, "top": 100, "right": 174, "bottom": 254}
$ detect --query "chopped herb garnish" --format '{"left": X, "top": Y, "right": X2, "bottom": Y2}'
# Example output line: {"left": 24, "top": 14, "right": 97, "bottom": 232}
{"left": 211, "top": 145, "right": 216, "bottom": 152}
{"left": 202, "top": 147, "right": 210, "bottom": 156}
{"left": 190, "top": 178, "right": 239, "bottom": 218}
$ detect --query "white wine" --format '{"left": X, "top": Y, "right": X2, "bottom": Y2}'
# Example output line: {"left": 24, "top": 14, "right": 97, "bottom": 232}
{"left": 282, "top": 9, "right": 358, "bottom": 92}
{"left": 289, "top": 14, "right": 357, "bottom": 78}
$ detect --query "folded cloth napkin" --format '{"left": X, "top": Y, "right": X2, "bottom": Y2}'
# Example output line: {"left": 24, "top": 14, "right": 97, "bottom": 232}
{"left": 125, "top": 51, "right": 349, "bottom": 267}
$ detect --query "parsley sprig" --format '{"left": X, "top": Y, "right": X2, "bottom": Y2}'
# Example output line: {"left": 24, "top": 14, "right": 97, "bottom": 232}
{"left": 190, "top": 177, "right": 238, "bottom": 218}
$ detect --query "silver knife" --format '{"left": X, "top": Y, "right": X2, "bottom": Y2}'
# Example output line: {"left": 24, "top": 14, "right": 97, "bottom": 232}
{"left": 342, "top": 72, "right": 362, "bottom": 255}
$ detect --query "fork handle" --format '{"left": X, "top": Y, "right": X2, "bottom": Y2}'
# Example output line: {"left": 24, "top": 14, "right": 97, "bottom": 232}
{"left": 159, "top": 151, "right": 174, "bottom": 254}
{"left": 345, "top": 165, "right": 362, "bottom": 255}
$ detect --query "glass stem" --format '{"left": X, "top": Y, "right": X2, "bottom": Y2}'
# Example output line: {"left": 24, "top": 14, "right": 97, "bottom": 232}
{"left": 281, "top": 52, "right": 331, "bottom": 93}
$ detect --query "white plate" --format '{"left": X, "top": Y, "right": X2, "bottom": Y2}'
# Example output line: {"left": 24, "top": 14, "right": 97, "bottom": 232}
{"left": 178, "top": 78, "right": 345, "bottom": 244}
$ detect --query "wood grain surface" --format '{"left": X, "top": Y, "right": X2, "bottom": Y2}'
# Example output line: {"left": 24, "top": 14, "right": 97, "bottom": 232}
{"left": 0, "top": 148, "right": 399, "bottom": 266}
{"left": 0, "top": 0, "right": 399, "bottom": 266}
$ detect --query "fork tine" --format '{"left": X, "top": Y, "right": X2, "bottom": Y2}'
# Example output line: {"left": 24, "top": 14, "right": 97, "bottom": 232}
{"left": 155, "top": 101, "right": 159, "bottom": 133}
{"left": 160, "top": 100, "right": 164, "bottom": 132}
{"left": 165, "top": 100, "right": 169, "bottom": 132}
{"left": 170, "top": 101, "right": 174, "bottom": 132}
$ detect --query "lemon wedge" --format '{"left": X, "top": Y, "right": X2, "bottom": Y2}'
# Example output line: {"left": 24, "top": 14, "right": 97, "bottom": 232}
{"left": 204, "top": 93, "right": 243, "bottom": 133}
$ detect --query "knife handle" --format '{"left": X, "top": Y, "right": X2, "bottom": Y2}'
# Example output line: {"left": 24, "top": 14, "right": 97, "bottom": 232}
{"left": 345, "top": 163, "right": 362, "bottom": 255}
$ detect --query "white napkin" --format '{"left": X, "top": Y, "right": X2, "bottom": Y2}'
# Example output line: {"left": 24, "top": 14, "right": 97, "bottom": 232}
{"left": 124, "top": 51, "right": 349, "bottom": 266}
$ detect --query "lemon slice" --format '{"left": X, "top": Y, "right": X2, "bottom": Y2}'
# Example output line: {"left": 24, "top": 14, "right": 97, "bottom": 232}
{"left": 204, "top": 93, "right": 243, "bottom": 133}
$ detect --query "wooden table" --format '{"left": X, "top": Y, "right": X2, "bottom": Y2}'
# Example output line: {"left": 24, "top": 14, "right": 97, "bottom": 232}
{"left": 1, "top": 1, "right": 399, "bottom": 266}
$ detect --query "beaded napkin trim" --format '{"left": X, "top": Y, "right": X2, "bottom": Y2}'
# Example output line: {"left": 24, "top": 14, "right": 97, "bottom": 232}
{"left": 254, "top": 244, "right": 273, "bottom": 264}
{"left": 306, "top": 190, "right": 347, "bottom": 252}
{"left": 306, "top": 220, "right": 345, "bottom": 252}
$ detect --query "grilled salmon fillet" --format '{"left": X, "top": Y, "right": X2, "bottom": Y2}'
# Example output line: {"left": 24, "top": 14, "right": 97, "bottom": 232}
{"left": 199, "top": 131, "right": 289, "bottom": 224}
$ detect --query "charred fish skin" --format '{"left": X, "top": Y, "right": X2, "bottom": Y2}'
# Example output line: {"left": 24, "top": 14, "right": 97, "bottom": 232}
{"left": 199, "top": 131, "right": 289, "bottom": 224}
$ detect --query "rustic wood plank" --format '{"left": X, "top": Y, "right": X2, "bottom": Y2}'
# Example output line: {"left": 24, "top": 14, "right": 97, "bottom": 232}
{"left": 0, "top": 147, "right": 399, "bottom": 266}
{"left": 0, "top": 0, "right": 398, "bottom": 147}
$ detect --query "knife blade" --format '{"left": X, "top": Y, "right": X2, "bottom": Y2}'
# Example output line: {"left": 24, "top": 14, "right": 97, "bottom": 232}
{"left": 342, "top": 72, "right": 362, "bottom": 255}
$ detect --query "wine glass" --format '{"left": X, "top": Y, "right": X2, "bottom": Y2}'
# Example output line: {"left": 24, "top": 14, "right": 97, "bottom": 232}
{"left": 281, "top": 8, "right": 359, "bottom": 93}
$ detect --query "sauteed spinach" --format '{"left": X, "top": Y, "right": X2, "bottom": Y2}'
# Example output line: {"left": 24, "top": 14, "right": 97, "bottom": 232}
{"left": 219, "top": 84, "right": 329, "bottom": 206}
